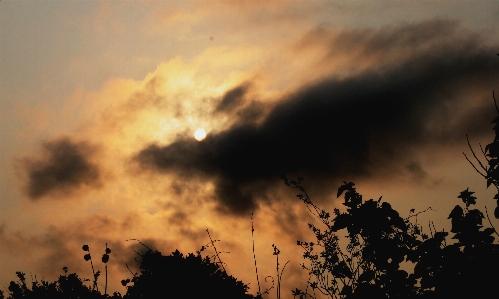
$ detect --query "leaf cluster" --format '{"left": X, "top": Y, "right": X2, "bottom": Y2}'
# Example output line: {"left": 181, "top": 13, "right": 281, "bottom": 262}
{"left": 3, "top": 270, "right": 121, "bottom": 299}
{"left": 288, "top": 179, "right": 422, "bottom": 299}
{"left": 2, "top": 247, "right": 256, "bottom": 299}
{"left": 286, "top": 179, "right": 499, "bottom": 299}
{"left": 464, "top": 91, "right": 499, "bottom": 218}
{"left": 123, "top": 249, "right": 256, "bottom": 299}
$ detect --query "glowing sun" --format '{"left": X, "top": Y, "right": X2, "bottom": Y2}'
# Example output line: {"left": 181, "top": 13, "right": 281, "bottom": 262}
{"left": 194, "top": 128, "right": 207, "bottom": 141}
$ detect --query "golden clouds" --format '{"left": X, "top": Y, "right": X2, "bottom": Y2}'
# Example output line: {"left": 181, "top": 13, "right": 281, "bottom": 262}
{"left": 3, "top": 0, "right": 499, "bottom": 295}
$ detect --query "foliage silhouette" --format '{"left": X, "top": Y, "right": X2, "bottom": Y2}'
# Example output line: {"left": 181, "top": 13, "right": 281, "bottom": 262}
{"left": 284, "top": 177, "right": 424, "bottom": 299}
{"left": 2, "top": 241, "right": 255, "bottom": 299}
{"left": 3, "top": 269, "right": 121, "bottom": 299}
{"left": 464, "top": 91, "right": 499, "bottom": 219}
{"left": 284, "top": 175, "right": 499, "bottom": 298}
{"left": 122, "top": 248, "right": 256, "bottom": 299}
{"left": 414, "top": 188, "right": 499, "bottom": 299}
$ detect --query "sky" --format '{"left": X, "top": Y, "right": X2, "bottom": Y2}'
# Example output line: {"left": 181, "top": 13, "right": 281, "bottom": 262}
{"left": 1, "top": 0, "right": 499, "bottom": 296}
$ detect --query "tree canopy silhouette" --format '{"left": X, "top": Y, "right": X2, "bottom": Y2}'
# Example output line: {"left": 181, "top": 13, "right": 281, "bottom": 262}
{"left": 122, "top": 248, "right": 256, "bottom": 299}
{"left": 285, "top": 176, "right": 499, "bottom": 299}
{"left": 1, "top": 246, "right": 256, "bottom": 299}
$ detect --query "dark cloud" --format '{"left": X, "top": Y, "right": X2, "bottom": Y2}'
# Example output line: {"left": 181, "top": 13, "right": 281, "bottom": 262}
{"left": 298, "top": 19, "right": 474, "bottom": 68}
{"left": 23, "top": 137, "right": 101, "bottom": 200}
{"left": 405, "top": 161, "right": 428, "bottom": 182}
{"left": 216, "top": 82, "right": 250, "bottom": 113}
{"left": 215, "top": 82, "right": 267, "bottom": 125}
{"left": 136, "top": 21, "right": 499, "bottom": 215}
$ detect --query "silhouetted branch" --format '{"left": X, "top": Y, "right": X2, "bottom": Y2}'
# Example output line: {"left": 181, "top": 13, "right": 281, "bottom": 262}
{"left": 125, "top": 239, "right": 153, "bottom": 252}
{"left": 125, "top": 263, "right": 137, "bottom": 278}
{"left": 464, "top": 134, "right": 488, "bottom": 177}
{"left": 251, "top": 213, "right": 262, "bottom": 297}
{"left": 493, "top": 90, "right": 498, "bottom": 114}
{"left": 405, "top": 207, "right": 434, "bottom": 220}
{"left": 479, "top": 143, "right": 490, "bottom": 162}
{"left": 206, "top": 229, "right": 227, "bottom": 273}
{"left": 261, "top": 276, "right": 275, "bottom": 296}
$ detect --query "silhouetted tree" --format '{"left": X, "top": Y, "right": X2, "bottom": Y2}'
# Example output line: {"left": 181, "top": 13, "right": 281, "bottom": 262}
{"left": 413, "top": 188, "right": 499, "bottom": 298}
{"left": 123, "top": 248, "right": 256, "bottom": 299}
{"left": 285, "top": 178, "right": 424, "bottom": 299}
{"left": 286, "top": 177, "right": 499, "bottom": 299}
{"left": 3, "top": 242, "right": 255, "bottom": 299}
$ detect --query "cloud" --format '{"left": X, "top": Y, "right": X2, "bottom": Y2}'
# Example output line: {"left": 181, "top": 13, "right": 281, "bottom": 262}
{"left": 215, "top": 82, "right": 251, "bottom": 113}
{"left": 134, "top": 20, "right": 499, "bottom": 216}
{"left": 22, "top": 137, "right": 101, "bottom": 200}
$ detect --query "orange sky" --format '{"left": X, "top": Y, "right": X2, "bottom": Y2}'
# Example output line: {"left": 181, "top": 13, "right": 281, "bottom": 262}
{"left": 1, "top": 1, "right": 499, "bottom": 297}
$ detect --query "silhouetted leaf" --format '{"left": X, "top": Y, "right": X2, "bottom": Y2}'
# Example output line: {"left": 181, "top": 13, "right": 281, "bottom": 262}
{"left": 83, "top": 254, "right": 91, "bottom": 261}
{"left": 458, "top": 188, "right": 476, "bottom": 207}
{"left": 292, "top": 288, "right": 302, "bottom": 296}
{"left": 448, "top": 205, "right": 464, "bottom": 220}
{"left": 121, "top": 279, "right": 130, "bottom": 286}
{"left": 483, "top": 227, "right": 496, "bottom": 235}
{"left": 102, "top": 254, "right": 109, "bottom": 263}
{"left": 337, "top": 181, "right": 355, "bottom": 198}
{"left": 331, "top": 213, "right": 351, "bottom": 231}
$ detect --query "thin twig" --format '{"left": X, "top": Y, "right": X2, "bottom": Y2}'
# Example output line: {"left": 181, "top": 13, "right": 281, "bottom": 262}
{"left": 251, "top": 213, "right": 262, "bottom": 297}
{"left": 261, "top": 276, "right": 275, "bottom": 295}
{"left": 105, "top": 243, "right": 108, "bottom": 296}
{"left": 463, "top": 153, "right": 487, "bottom": 178}
{"left": 479, "top": 143, "right": 490, "bottom": 162}
{"left": 493, "top": 90, "right": 498, "bottom": 114}
{"left": 206, "top": 229, "right": 226, "bottom": 273}
{"left": 125, "top": 239, "right": 153, "bottom": 252}
{"left": 87, "top": 247, "right": 98, "bottom": 292}
{"left": 125, "top": 263, "right": 137, "bottom": 278}
{"left": 405, "top": 207, "right": 434, "bottom": 220}
{"left": 466, "top": 134, "right": 488, "bottom": 174}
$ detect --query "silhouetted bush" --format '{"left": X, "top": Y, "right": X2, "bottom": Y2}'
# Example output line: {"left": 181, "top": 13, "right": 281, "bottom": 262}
{"left": 3, "top": 270, "right": 120, "bottom": 299}
{"left": 285, "top": 177, "right": 499, "bottom": 299}
{"left": 285, "top": 178, "right": 424, "bottom": 299}
{"left": 413, "top": 187, "right": 499, "bottom": 298}
{"left": 2, "top": 246, "right": 255, "bottom": 299}
{"left": 123, "top": 249, "right": 256, "bottom": 299}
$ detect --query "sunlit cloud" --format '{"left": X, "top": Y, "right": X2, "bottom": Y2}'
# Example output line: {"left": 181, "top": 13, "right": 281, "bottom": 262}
{"left": 1, "top": 1, "right": 499, "bottom": 296}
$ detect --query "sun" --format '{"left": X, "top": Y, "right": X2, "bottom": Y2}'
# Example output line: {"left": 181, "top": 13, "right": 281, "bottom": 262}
{"left": 194, "top": 128, "right": 207, "bottom": 141}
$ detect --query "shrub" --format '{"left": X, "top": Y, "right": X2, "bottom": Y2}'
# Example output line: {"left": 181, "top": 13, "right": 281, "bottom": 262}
{"left": 123, "top": 248, "right": 256, "bottom": 299}
{"left": 286, "top": 177, "right": 499, "bottom": 299}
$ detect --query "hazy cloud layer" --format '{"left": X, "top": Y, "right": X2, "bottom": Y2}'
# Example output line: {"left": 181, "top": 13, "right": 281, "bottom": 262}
{"left": 136, "top": 21, "right": 499, "bottom": 215}
{"left": 23, "top": 137, "right": 101, "bottom": 200}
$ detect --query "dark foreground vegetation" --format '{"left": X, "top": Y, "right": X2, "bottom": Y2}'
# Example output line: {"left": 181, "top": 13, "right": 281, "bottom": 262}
{"left": 2, "top": 91, "right": 499, "bottom": 298}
